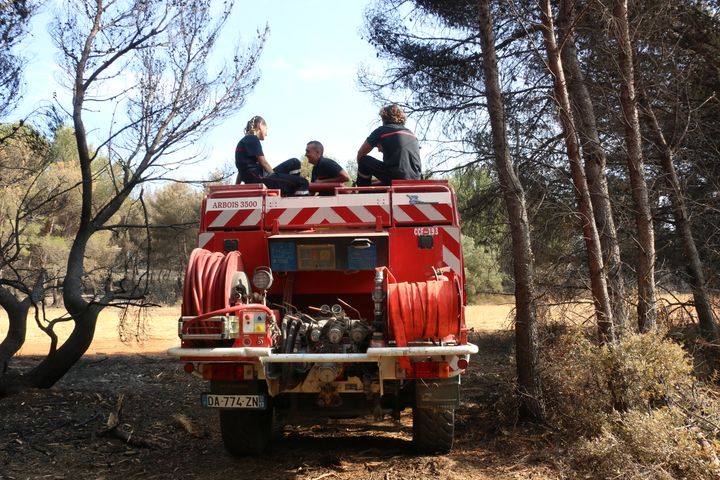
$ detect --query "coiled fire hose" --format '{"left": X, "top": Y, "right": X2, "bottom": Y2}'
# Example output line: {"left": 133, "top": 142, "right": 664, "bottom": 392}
{"left": 377, "top": 266, "right": 461, "bottom": 373}
{"left": 181, "top": 248, "right": 244, "bottom": 316}
{"left": 387, "top": 277, "right": 461, "bottom": 346}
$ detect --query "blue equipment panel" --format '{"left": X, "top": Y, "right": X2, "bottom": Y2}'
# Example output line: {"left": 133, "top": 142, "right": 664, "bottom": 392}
{"left": 347, "top": 244, "right": 377, "bottom": 270}
{"left": 269, "top": 242, "right": 297, "bottom": 271}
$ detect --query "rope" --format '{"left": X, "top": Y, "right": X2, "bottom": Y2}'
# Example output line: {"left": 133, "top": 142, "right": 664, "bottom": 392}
{"left": 181, "top": 248, "right": 244, "bottom": 316}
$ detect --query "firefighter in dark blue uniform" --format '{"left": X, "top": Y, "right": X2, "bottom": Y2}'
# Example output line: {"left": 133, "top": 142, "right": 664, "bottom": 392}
{"left": 235, "top": 115, "right": 309, "bottom": 195}
{"left": 306, "top": 140, "right": 350, "bottom": 185}
{"left": 355, "top": 104, "right": 422, "bottom": 186}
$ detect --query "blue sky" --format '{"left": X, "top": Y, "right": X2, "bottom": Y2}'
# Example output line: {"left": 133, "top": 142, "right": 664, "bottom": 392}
{"left": 14, "top": 0, "right": 390, "bottom": 179}
{"left": 217, "top": 1, "right": 383, "bottom": 174}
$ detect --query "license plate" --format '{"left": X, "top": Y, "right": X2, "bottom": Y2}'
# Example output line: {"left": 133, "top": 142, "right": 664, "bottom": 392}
{"left": 201, "top": 393, "right": 266, "bottom": 409}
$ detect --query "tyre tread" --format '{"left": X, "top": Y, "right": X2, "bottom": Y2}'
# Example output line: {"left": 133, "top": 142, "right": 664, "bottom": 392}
{"left": 412, "top": 407, "right": 454, "bottom": 454}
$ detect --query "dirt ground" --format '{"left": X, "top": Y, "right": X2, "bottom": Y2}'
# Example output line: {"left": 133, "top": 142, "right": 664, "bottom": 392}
{"left": 0, "top": 305, "right": 565, "bottom": 480}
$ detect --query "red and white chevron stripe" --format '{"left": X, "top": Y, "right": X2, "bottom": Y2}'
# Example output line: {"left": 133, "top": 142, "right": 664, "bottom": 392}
{"left": 392, "top": 191, "right": 454, "bottom": 224}
{"left": 440, "top": 226, "right": 463, "bottom": 277}
{"left": 264, "top": 194, "right": 391, "bottom": 229}
{"left": 201, "top": 190, "right": 456, "bottom": 233}
{"left": 198, "top": 232, "right": 215, "bottom": 249}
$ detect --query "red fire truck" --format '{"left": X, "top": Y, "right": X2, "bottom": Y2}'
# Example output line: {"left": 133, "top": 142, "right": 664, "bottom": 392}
{"left": 168, "top": 180, "right": 477, "bottom": 455}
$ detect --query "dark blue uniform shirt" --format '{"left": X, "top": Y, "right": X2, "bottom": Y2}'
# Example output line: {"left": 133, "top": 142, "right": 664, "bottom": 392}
{"left": 366, "top": 124, "right": 421, "bottom": 180}
{"left": 311, "top": 157, "right": 344, "bottom": 182}
{"left": 235, "top": 134, "right": 264, "bottom": 181}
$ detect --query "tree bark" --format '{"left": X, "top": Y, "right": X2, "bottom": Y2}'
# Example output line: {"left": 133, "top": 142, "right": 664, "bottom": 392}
{"left": 478, "top": 0, "right": 545, "bottom": 422}
{"left": 27, "top": 230, "right": 99, "bottom": 388}
{"left": 612, "top": 0, "right": 657, "bottom": 332}
{"left": 639, "top": 94, "right": 719, "bottom": 341}
{"left": 557, "top": 0, "right": 629, "bottom": 336}
{"left": 0, "top": 272, "right": 45, "bottom": 388}
{"left": 0, "top": 287, "right": 30, "bottom": 371}
{"left": 538, "top": 0, "right": 615, "bottom": 343}
{"left": 23, "top": 5, "right": 103, "bottom": 388}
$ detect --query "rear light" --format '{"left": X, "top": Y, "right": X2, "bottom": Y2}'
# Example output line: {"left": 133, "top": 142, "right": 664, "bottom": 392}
{"left": 410, "top": 361, "right": 450, "bottom": 379}
{"left": 457, "top": 358, "right": 469, "bottom": 369}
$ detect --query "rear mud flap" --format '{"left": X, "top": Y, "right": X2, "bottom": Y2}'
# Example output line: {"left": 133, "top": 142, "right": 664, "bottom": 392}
{"left": 415, "top": 378, "right": 460, "bottom": 409}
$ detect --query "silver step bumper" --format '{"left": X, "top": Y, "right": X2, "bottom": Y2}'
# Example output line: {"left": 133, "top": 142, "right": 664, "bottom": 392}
{"left": 167, "top": 343, "right": 479, "bottom": 362}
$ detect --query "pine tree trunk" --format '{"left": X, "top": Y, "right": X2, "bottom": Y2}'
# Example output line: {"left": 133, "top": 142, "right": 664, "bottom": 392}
{"left": 479, "top": 0, "right": 545, "bottom": 422}
{"left": 612, "top": 0, "right": 657, "bottom": 332}
{"left": 539, "top": 0, "right": 615, "bottom": 343}
{"left": 0, "top": 272, "right": 45, "bottom": 391}
{"left": 640, "top": 95, "right": 719, "bottom": 340}
{"left": 26, "top": 230, "right": 98, "bottom": 388}
{"left": 0, "top": 287, "right": 29, "bottom": 371}
{"left": 558, "top": 0, "right": 629, "bottom": 336}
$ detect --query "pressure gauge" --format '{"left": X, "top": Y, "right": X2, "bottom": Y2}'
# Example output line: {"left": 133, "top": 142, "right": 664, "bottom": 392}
{"left": 252, "top": 267, "right": 273, "bottom": 290}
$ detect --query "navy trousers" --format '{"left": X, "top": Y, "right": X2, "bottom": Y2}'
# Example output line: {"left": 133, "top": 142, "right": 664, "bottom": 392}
{"left": 243, "top": 158, "right": 308, "bottom": 195}
{"left": 356, "top": 155, "right": 392, "bottom": 186}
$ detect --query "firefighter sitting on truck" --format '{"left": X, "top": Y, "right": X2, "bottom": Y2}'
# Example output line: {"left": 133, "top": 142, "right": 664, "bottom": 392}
{"left": 355, "top": 104, "right": 422, "bottom": 186}
{"left": 235, "top": 115, "right": 310, "bottom": 195}
{"left": 304, "top": 140, "right": 350, "bottom": 195}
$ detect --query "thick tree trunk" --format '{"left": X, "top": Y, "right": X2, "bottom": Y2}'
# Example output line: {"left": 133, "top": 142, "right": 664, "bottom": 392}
{"left": 26, "top": 231, "right": 98, "bottom": 388}
{"left": 539, "top": 0, "right": 615, "bottom": 343}
{"left": 0, "top": 287, "right": 30, "bottom": 371}
{"left": 558, "top": 0, "right": 629, "bottom": 336}
{"left": 640, "top": 96, "right": 719, "bottom": 340}
{"left": 22, "top": 11, "right": 106, "bottom": 389}
{"left": 612, "top": 0, "right": 657, "bottom": 332}
{"left": 0, "top": 273, "right": 46, "bottom": 394}
{"left": 478, "top": 0, "right": 545, "bottom": 422}
{"left": 25, "top": 307, "right": 99, "bottom": 388}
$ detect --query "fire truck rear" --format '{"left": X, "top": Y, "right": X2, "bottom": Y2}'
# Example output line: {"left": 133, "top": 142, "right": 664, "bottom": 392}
{"left": 168, "top": 180, "right": 477, "bottom": 455}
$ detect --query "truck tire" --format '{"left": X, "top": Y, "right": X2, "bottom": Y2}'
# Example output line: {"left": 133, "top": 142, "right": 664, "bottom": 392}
{"left": 412, "top": 406, "right": 454, "bottom": 454}
{"left": 219, "top": 408, "right": 273, "bottom": 456}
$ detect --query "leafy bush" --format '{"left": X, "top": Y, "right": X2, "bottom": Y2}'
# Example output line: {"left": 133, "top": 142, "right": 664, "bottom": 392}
{"left": 541, "top": 330, "right": 720, "bottom": 478}
{"left": 573, "top": 408, "right": 720, "bottom": 479}
{"left": 542, "top": 331, "right": 694, "bottom": 433}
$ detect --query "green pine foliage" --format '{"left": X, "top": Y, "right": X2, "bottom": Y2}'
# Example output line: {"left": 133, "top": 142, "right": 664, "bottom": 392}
{"left": 462, "top": 234, "right": 504, "bottom": 301}
{"left": 1, "top": 123, "right": 206, "bottom": 304}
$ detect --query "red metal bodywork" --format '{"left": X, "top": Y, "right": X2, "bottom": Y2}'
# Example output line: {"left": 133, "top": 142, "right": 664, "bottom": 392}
{"left": 169, "top": 180, "right": 476, "bottom": 455}
{"left": 195, "top": 181, "right": 466, "bottom": 322}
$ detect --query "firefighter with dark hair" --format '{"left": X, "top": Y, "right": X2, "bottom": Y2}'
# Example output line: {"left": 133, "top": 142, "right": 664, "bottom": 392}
{"left": 305, "top": 140, "right": 350, "bottom": 184}
{"left": 235, "top": 115, "right": 309, "bottom": 195}
{"left": 355, "top": 104, "right": 422, "bottom": 186}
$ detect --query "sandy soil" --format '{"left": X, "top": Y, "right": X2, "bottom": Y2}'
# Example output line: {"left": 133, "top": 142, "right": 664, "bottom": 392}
{"left": 1, "top": 302, "right": 518, "bottom": 356}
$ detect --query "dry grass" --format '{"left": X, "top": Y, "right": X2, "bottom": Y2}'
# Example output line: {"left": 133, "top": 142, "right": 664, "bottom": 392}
{"left": 0, "top": 305, "right": 181, "bottom": 356}
{"left": 540, "top": 328, "right": 720, "bottom": 479}
{"left": 466, "top": 302, "right": 515, "bottom": 331}
{"left": 2, "top": 302, "right": 514, "bottom": 356}
{"left": 0, "top": 293, "right": 702, "bottom": 356}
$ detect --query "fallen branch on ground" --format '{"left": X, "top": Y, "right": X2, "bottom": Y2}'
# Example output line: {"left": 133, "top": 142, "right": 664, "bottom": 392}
{"left": 96, "top": 393, "right": 163, "bottom": 448}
